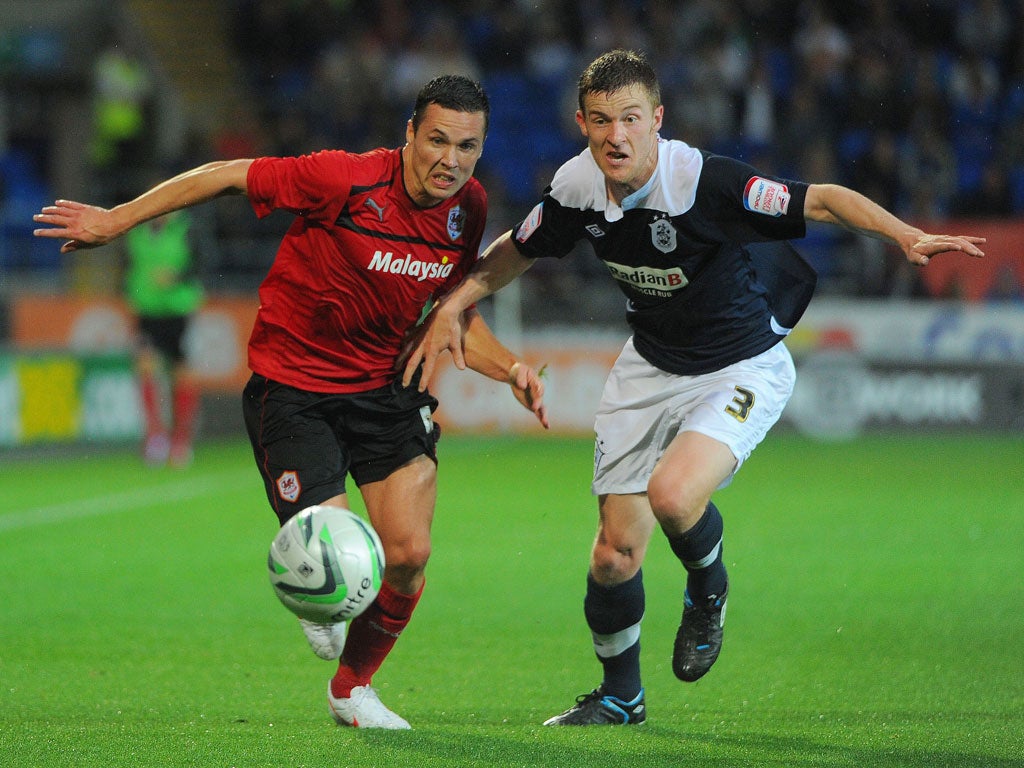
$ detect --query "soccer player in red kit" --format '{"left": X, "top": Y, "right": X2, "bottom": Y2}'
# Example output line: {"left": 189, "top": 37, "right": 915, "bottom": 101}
{"left": 33, "top": 75, "right": 548, "bottom": 729}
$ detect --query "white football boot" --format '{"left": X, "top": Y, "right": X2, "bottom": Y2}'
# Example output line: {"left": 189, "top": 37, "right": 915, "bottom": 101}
{"left": 327, "top": 683, "right": 411, "bottom": 729}
{"left": 298, "top": 618, "right": 346, "bottom": 660}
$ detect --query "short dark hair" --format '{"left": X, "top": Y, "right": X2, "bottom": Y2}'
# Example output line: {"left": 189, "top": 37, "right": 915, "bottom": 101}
{"left": 577, "top": 49, "right": 661, "bottom": 112}
{"left": 411, "top": 74, "right": 490, "bottom": 135}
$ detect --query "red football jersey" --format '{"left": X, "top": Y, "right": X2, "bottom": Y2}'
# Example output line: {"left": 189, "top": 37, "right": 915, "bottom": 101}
{"left": 245, "top": 148, "right": 486, "bottom": 393}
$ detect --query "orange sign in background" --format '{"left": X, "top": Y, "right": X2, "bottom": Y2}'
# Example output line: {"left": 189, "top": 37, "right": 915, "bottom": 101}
{"left": 10, "top": 292, "right": 626, "bottom": 435}
{"left": 11, "top": 294, "right": 260, "bottom": 392}
{"left": 915, "top": 220, "right": 1024, "bottom": 301}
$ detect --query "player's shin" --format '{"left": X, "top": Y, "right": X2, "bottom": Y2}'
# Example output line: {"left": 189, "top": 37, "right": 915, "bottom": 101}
{"left": 584, "top": 570, "right": 645, "bottom": 701}
{"left": 330, "top": 579, "right": 424, "bottom": 698}
{"left": 666, "top": 501, "right": 727, "bottom": 600}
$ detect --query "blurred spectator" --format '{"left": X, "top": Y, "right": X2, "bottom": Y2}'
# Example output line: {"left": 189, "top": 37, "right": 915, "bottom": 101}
{"left": 212, "top": 104, "right": 267, "bottom": 160}
{"left": 793, "top": 1, "right": 851, "bottom": 97}
{"left": 948, "top": 52, "right": 1003, "bottom": 190}
{"left": 213, "top": 0, "right": 1022, "bottom": 299}
{"left": 305, "top": 27, "right": 391, "bottom": 152}
{"left": 775, "top": 81, "right": 830, "bottom": 177}
{"left": 951, "top": 159, "right": 1015, "bottom": 217}
{"left": 577, "top": 0, "right": 650, "bottom": 59}
{"left": 89, "top": 45, "right": 153, "bottom": 200}
{"left": 794, "top": 137, "right": 848, "bottom": 287}
{"left": 954, "top": 0, "right": 1014, "bottom": 62}
{"left": 899, "top": 124, "right": 959, "bottom": 218}
{"left": 123, "top": 177, "right": 204, "bottom": 468}
{"left": 738, "top": 50, "right": 777, "bottom": 154}
{"left": 843, "top": 38, "right": 906, "bottom": 135}
{"left": 9, "top": 0, "right": 1024, "bottom": 302}
{"left": 849, "top": 130, "right": 902, "bottom": 213}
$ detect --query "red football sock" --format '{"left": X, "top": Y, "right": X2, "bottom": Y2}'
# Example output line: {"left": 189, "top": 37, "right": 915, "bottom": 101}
{"left": 331, "top": 580, "right": 424, "bottom": 698}
{"left": 139, "top": 372, "right": 164, "bottom": 438}
{"left": 170, "top": 381, "right": 200, "bottom": 446}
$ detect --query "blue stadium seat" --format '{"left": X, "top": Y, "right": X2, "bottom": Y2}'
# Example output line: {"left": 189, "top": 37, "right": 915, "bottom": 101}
{"left": 0, "top": 148, "right": 59, "bottom": 270}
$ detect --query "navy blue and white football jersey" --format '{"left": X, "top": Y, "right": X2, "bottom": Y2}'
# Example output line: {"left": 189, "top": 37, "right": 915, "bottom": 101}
{"left": 511, "top": 138, "right": 817, "bottom": 375}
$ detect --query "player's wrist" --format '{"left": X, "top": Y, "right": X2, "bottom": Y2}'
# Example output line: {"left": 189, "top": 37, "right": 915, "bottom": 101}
{"left": 109, "top": 202, "right": 145, "bottom": 239}
{"left": 507, "top": 361, "right": 521, "bottom": 385}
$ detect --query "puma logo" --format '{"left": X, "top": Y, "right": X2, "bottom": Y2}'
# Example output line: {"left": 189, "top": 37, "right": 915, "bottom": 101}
{"left": 365, "top": 198, "right": 386, "bottom": 222}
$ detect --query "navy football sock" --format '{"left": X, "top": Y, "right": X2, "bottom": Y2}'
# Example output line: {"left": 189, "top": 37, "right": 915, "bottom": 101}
{"left": 667, "top": 502, "right": 728, "bottom": 600}
{"left": 584, "top": 570, "right": 645, "bottom": 701}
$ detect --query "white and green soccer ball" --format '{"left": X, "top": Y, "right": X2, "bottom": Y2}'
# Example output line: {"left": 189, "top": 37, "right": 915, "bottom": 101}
{"left": 268, "top": 505, "right": 385, "bottom": 623}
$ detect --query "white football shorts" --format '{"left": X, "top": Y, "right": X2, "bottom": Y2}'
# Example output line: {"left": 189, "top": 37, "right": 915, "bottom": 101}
{"left": 591, "top": 337, "right": 796, "bottom": 495}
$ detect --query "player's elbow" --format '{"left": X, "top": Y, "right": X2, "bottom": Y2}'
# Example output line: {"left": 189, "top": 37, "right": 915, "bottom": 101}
{"left": 803, "top": 183, "right": 852, "bottom": 225}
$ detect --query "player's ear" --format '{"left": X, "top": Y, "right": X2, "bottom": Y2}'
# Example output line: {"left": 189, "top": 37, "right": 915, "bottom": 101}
{"left": 405, "top": 119, "right": 415, "bottom": 145}
{"left": 575, "top": 110, "right": 588, "bottom": 138}
{"left": 652, "top": 104, "right": 664, "bottom": 133}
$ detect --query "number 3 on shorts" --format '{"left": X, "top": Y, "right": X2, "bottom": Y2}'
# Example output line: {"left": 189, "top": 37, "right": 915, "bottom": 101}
{"left": 725, "top": 386, "right": 755, "bottom": 422}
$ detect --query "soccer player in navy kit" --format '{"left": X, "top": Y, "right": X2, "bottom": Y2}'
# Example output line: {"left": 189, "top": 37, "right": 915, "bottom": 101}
{"left": 33, "top": 75, "right": 548, "bottom": 729}
{"left": 404, "top": 51, "right": 984, "bottom": 725}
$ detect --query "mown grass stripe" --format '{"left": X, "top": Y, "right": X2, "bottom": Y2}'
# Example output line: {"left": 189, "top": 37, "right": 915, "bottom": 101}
{"left": 0, "top": 469, "right": 252, "bottom": 533}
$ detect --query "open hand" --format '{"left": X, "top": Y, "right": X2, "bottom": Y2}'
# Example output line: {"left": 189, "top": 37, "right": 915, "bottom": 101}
{"left": 906, "top": 234, "right": 986, "bottom": 266}
{"left": 33, "top": 200, "right": 120, "bottom": 253}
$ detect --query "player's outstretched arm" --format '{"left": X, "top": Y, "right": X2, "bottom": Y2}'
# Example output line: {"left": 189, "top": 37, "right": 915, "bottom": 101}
{"left": 803, "top": 183, "right": 986, "bottom": 266}
{"left": 401, "top": 230, "right": 536, "bottom": 390}
{"left": 462, "top": 308, "right": 549, "bottom": 429}
{"left": 32, "top": 159, "right": 253, "bottom": 253}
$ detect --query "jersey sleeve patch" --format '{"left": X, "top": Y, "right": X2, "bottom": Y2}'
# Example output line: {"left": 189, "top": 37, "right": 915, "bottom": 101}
{"left": 743, "top": 176, "right": 791, "bottom": 217}
{"left": 515, "top": 202, "right": 544, "bottom": 243}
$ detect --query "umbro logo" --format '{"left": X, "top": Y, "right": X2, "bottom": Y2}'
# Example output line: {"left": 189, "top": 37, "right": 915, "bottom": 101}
{"left": 585, "top": 223, "right": 605, "bottom": 237}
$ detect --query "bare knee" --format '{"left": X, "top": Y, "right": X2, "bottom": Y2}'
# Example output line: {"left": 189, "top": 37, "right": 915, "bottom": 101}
{"left": 647, "top": 432, "right": 736, "bottom": 534}
{"left": 382, "top": 539, "right": 431, "bottom": 594}
{"left": 647, "top": 472, "right": 708, "bottom": 534}
{"left": 591, "top": 534, "right": 644, "bottom": 586}
{"left": 590, "top": 494, "right": 656, "bottom": 585}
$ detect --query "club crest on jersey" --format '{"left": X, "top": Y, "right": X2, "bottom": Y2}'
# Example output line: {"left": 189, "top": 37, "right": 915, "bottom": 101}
{"left": 447, "top": 206, "right": 465, "bottom": 241}
{"left": 744, "top": 176, "right": 791, "bottom": 217}
{"left": 649, "top": 218, "right": 677, "bottom": 253}
{"left": 276, "top": 471, "right": 301, "bottom": 503}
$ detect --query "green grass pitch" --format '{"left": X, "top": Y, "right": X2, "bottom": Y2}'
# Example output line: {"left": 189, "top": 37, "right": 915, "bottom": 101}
{"left": 1, "top": 433, "right": 1021, "bottom": 767}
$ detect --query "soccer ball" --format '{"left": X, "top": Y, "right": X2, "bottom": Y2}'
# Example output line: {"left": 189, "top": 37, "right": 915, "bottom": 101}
{"left": 268, "top": 505, "right": 385, "bottom": 623}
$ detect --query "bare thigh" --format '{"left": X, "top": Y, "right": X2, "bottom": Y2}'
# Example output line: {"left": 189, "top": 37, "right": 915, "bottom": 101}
{"left": 647, "top": 430, "right": 737, "bottom": 536}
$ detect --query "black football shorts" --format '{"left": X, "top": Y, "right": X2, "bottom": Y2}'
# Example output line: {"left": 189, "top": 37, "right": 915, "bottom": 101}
{"left": 242, "top": 373, "right": 440, "bottom": 524}
{"left": 138, "top": 315, "right": 190, "bottom": 363}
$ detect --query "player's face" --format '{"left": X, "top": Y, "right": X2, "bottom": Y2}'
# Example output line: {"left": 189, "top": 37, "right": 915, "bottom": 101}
{"left": 403, "top": 104, "right": 486, "bottom": 208}
{"left": 576, "top": 85, "right": 664, "bottom": 201}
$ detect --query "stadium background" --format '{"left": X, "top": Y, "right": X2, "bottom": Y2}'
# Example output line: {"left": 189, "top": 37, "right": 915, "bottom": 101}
{"left": 1, "top": 0, "right": 1023, "bottom": 446}
{"left": 2, "top": 4, "right": 1023, "bottom": 765}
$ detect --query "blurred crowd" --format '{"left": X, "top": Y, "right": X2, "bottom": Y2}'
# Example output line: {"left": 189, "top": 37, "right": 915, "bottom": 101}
{"left": 3, "top": 0, "right": 1023, "bottom": 308}
{"left": 223, "top": 0, "right": 1024, "bottom": 302}
{"left": 228, "top": 0, "right": 1023, "bottom": 210}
